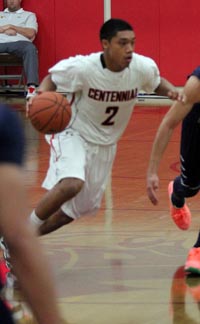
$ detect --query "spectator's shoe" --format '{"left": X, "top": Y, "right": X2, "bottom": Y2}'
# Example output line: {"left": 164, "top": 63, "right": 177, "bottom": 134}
{"left": 168, "top": 181, "right": 191, "bottom": 230}
{"left": 26, "top": 85, "right": 37, "bottom": 100}
{"left": 185, "top": 247, "right": 200, "bottom": 275}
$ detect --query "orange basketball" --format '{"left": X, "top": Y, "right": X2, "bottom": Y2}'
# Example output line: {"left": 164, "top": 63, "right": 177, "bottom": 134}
{"left": 28, "top": 91, "right": 72, "bottom": 134}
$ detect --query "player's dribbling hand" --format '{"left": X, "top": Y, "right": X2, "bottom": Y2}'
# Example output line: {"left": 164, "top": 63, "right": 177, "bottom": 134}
{"left": 26, "top": 99, "right": 31, "bottom": 118}
{"left": 26, "top": 96, "right": 37, "bottom": 118}
{"left": 26, "top": 91, "right": 43, "bottom": 118}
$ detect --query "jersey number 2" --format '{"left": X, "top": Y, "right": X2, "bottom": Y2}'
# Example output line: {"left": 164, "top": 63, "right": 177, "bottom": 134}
{"left": 101, "top": 106, "right": 119, "bottom": 126}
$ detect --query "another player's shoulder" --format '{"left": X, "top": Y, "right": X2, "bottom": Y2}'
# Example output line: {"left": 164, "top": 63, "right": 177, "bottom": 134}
{"left": 0, "top": 104, "right": 16, "bottom": 124}
{"left": 0, "top": 104, "right": 23, "bottom": 136}
{"left": 0, "top": 105, "right": 25, "bottom": 165}
{"left": 190, "top": 66, "right": 200, "bottom": 80}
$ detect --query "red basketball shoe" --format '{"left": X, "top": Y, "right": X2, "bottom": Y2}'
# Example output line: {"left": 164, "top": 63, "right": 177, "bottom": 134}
{"left": 168, "top": 181, "right": 191, "bottom": 230}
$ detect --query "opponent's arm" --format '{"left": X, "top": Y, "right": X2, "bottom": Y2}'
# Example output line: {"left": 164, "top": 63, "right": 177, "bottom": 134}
{"left": 154, "top": 77, "right": 180, "bottom": 100}
{"left": 147, "top": 75, "right": 200, "bottom": 205}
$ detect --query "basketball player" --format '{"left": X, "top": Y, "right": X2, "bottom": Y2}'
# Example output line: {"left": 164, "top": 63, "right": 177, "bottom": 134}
{"left": 0, "top": 105, "right": 63, "bottom": 323}
{"left": 26, "top": 18, "right": 180, "bottom": 237}
{"left": 146, "top": 66, "right": 200, "bottom": 274}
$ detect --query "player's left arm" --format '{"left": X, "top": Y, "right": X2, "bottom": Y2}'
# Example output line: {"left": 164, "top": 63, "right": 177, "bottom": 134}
{"left": 154, "top": 77, "right": 180, "bottom": 100}
{"left": 147, "top": 75, "right": 200, "bottom": 205}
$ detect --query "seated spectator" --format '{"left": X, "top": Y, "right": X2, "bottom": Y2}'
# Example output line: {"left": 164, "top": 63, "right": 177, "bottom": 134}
{"left": 0, "top": 0, "right": 39, "bottom": 99}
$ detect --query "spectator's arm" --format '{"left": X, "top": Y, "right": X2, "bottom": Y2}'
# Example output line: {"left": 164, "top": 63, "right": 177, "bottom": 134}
{"left": 2, "top": 24, "right": 36, "bottom": 40}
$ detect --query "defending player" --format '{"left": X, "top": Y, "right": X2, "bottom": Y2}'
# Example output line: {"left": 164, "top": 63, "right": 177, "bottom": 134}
{"left": 0, "top": 104, "right": 63, "bottom": 323}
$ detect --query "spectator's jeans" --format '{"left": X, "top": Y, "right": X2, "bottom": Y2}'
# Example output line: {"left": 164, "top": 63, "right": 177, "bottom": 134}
{"left": 0, "top": 41, "right": 39, "bottom": 85}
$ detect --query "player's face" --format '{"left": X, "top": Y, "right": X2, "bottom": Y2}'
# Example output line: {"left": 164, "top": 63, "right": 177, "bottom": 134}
{"left": 6, "top": 0, "right": 22, "bottom": 12}
{"left": 103, "top": 30, "right": 136, "bottom": 72}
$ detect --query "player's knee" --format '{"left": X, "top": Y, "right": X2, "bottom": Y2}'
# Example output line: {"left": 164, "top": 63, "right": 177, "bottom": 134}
{"left": 59, "top": 177, "right": 84, "bottom": 200}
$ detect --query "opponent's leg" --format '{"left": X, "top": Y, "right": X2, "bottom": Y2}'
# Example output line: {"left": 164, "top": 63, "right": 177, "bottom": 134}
{"left": 169, "top": 104, "right": 200, "bottom": 230}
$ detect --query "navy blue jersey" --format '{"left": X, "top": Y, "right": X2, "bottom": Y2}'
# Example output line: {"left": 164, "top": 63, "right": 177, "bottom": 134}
{"left": 0, "top": 104, "right": 25, "bottom": 165}
{"left": 0, "top": 104, "right": 21, "bottom": 321}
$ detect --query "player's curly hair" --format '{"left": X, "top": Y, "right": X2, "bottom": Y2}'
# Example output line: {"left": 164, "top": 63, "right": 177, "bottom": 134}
{"left": 100, "top": 18, "right": 133, "bottom": 41}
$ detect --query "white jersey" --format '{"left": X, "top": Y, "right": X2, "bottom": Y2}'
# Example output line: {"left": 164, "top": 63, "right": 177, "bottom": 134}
{"left": 49, "top": 52, "right": 160, "bottom": 145}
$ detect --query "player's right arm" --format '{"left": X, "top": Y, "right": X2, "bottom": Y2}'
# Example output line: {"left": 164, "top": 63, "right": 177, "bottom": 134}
{"left": 147, "top": 75, "right": 200, "bottom": 205}
{"left": 37, "top": 74, "right": 57, "bottom": 92}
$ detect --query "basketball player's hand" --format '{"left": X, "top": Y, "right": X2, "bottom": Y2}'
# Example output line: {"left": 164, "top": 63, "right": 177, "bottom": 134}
{"left": 26, "top": 90, "right": 43, "bottom": 118}
{"left": 26, "top": 95, "right": 38, "bottom": 118}
{"left": 26, "top": 98, "right": 33, "bottom": 118}
{"left": 146, "top": 173, "right": 159, "bottom": 205}
{"left": 167, "top": 90, "right": 183, "bottom": 101}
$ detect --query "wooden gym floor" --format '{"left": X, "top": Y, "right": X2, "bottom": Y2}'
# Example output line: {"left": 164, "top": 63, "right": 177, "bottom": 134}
{"left": 1, "top": 96, "right": 200, "bottom": 324}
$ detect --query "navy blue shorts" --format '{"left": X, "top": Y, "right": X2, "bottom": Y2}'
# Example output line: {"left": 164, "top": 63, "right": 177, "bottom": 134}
{"left": 180, "top": 103, "right": 200, "bottom": 188}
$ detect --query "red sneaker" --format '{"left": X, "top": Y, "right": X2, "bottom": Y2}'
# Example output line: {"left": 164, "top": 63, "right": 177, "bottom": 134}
{"left": 185, "top": 247, "right": 200, "bottom": 274}
{"left": 168, "top": 181, "right": 191, "bottom": 230}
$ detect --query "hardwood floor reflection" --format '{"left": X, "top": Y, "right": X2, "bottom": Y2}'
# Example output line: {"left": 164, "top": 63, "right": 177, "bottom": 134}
{"left": 3, "top": 98, "right": 200, "bottom": 323}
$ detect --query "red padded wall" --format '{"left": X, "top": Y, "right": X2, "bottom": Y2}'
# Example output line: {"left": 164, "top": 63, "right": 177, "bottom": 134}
{"left": 112, "top": 0, "right": 160, "bottom": 63}
{"left": 14, "top": 0, "right": 200, "bottom": 85}
{"left": 113, "top": 0, "right": 200, "bottom": 85}
{"left": 54, "top": 0, "right": 104, "bottom": 61}
{"left": 160, "top": 0, "right": 200, "bottom": 85}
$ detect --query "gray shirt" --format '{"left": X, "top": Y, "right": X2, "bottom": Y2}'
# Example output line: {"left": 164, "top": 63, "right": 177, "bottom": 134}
{"left": 0, "top": 8, "right": 38, "bottom": 43}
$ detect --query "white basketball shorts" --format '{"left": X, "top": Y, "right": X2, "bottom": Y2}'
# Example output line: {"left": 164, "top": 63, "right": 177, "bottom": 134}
{"left": 42, "top": 129, "right": 117, "bottom": 219}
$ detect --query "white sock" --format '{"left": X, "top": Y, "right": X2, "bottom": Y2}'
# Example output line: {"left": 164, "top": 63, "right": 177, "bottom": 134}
{"left": 30, "top": 210, "right": 45, "bottom": 228}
